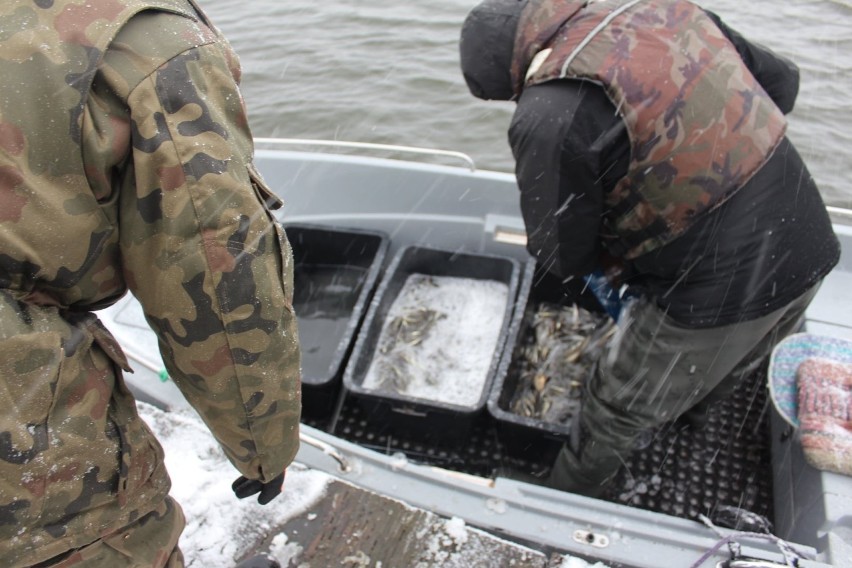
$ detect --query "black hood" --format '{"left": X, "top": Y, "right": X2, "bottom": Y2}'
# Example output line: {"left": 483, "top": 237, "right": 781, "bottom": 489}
{"left": 459, "top": 0, "right": 526, "bottom": 101}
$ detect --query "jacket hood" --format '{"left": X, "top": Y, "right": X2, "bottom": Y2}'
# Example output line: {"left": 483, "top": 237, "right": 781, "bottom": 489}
{"left": 459, "top": 0, "right": 526, "bottom": 101}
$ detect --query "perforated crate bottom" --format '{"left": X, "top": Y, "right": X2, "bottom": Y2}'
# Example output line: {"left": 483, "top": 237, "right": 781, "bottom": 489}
{"left": 304, "top": 366, "right": 774, "bottom": 525}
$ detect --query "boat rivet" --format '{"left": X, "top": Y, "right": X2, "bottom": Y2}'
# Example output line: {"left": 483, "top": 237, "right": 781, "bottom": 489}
{"left": 573, "top": 529, "right": 609, "bottom": 548}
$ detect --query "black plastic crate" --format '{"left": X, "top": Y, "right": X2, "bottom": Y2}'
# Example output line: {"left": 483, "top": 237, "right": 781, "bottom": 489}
{"left": 488, "top": 263, "right": 609, "bottom": 459}
{"left": 286, "top": 223, "right": 389, "bottom": 420}
{"left": 342, "top": 245, "right": 521, "bottom": 442}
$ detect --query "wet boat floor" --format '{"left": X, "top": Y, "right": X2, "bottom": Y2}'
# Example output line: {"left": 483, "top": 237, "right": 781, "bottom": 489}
{"left": 304, "top": 364, "right": 774, "bottom": 527}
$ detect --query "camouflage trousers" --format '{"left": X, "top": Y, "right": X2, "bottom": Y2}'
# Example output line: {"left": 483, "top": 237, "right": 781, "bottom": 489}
{"left": 548, "top": 283, "right": 821, "bottom": 496}
{"left": 34, "top": 497, "right": 185, "bottom": 568}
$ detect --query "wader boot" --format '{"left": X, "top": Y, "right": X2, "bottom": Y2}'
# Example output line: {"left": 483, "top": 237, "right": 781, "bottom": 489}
{"left": 543, "top": 416, "right": 622, "bottom": 498}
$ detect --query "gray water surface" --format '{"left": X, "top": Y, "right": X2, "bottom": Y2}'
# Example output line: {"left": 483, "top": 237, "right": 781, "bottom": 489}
{"left": 201, "top": 0, "right": 852, "bottom": 207}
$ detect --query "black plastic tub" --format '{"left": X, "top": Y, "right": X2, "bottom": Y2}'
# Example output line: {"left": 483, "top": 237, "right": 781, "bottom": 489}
{"left": 342, "top": 245, "right": 521, "bottom": 441}
{"left": 286, "top": 223, "right": 389, "bottom": 420}
{"left": 488, "top": 263, "right": 608, "bottom": 459}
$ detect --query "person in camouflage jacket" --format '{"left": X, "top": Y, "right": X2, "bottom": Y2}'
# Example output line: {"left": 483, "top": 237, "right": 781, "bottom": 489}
{"left": 0, "top": 0, "right": 301, "bottom": 565}
{"left": 460, "top": 0, "right": 840, "bottom": 496}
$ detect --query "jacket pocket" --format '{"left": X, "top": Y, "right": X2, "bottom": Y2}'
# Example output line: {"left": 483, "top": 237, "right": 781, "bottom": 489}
{"left": 37, "top": 325, "right": 127, "bottom": 531}
{"left": 248, "top": 164, "right": 284, "bottom": 211}
{"left": 248, "top": 164, "right": 295, "bottom": 310}
{"left": 111, "top": 411, "right": 164, "bottom": 509}
{"left": 0, "top": 331, "right": 63, "bottom": 536}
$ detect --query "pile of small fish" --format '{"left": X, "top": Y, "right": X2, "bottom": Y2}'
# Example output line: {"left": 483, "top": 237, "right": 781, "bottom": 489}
{"left": 509, "top": 302, "right": 615, "bottom": 425}
{"left": 373, "top": 306, "right": 445, "bottom": 393}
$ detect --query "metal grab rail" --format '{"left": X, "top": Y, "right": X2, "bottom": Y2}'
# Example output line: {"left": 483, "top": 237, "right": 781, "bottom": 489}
{"left": 299, "top": 432, "right": 352, "bottom": 473}
{"left": 827, "top": 205, "right": 852, "bottom": 224}
{"left": 252, "top": 138, "right": 852, "bottom": 220}
{"left": 253, "top": 137, "right": 477, "bottom": 172}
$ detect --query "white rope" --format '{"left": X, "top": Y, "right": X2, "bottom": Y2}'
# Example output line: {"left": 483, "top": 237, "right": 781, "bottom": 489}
{"left": 689, "top": 514, "right": 808, "bottom": 568}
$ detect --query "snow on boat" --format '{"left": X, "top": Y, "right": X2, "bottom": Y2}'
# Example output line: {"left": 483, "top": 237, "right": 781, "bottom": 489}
{"left": 102, "top": 139, "right": 852, "bottom": 567}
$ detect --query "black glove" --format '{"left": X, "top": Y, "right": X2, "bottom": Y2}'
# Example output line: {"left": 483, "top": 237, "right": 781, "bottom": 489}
{"left": 232, "top": 472, "right": 285, "bottom": 505}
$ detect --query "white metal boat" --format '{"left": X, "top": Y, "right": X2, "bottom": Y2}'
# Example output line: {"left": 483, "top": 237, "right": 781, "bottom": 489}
{"left": 102, "top": 139, "right": 852, "bottom": 568}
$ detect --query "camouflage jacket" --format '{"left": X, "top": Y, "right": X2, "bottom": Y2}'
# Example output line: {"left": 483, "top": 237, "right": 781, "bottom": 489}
{"left": 511, "top": 0, "right": 787, "bottom": 259}
{"left": 0, "top": 0, "right": 301, "bottom": 564}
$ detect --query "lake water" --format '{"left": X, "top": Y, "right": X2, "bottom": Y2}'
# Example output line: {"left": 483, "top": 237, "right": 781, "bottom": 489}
{"left": 200, "top": 0, "right": 852, "bottom": 208}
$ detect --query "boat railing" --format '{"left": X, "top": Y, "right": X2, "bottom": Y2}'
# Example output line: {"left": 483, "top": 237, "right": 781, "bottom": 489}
{"left": 253, "top": 137, "right": 478, "bottom": 172}
{"left": 253, "top": 138, "right": 852, "bottom": 223}
{"left": 828, "top": 205, "right": 852, "bottom": 226}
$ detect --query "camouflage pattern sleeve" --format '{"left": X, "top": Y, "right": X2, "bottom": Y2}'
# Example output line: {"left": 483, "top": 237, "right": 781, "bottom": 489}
{"left": 103, "top": 12, "right": 301, "bottom": 482}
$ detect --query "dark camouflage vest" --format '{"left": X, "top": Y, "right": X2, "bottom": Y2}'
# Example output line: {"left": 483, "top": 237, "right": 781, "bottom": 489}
{"left": 511, "top": 0, "right": 787, "bottom": 259}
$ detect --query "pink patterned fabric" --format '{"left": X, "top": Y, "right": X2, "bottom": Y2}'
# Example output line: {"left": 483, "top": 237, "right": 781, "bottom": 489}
{"left": 797, "top": 357, "right": 852, "bottom": 476}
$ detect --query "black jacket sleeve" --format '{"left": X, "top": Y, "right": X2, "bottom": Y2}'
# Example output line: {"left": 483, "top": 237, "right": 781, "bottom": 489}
{"left": 705, "top": 10, "right": 800, "bottom": 114}
{"left": 509, "top": 80, "right": 629, "bottom": 278}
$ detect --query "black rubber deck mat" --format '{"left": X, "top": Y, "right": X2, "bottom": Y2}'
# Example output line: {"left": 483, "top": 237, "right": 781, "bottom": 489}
{"left": 310, "top": 363, "right": 774, "bottom": 527}
{"left": 601, "top": 366, "right": 775, "bottom": 524}
{"left": 327, "top": 406, "right": 554, "bottom": 478}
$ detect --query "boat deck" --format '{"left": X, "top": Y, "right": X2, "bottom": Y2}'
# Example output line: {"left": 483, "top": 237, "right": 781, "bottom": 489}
{"left": 309, "top": 356, "right": 775, "bottom": 528}
{"left": 110, "top": 145, "right": 852, "bottom": 567}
